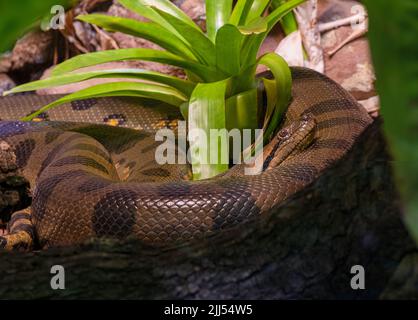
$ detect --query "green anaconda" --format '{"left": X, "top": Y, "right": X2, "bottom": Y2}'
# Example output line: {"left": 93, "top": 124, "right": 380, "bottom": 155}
{"left": 0, "top": 67, "right": 372, "bottom": 250}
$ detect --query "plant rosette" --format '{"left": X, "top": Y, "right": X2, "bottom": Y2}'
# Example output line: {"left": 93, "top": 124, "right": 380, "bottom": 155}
{"left": 5, "top": 0, "right": 307, "bottom": 180}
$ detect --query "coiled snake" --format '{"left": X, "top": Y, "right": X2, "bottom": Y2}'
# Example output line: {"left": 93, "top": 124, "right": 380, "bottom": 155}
{"left": 0, "top": 68, "right": 371, "bottom": 251}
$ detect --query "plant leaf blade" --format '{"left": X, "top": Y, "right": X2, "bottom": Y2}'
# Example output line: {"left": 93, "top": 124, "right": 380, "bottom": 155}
{"left": 229, "top": 0, "right": 255, "bottom": 25}
{"left": 188, "top": 80, "right": 229, "bottom": 180}
{"left": 257, "top": 53, "right": 292, "bottom": 142}
{"left": 77, "top": 14, "right": 196, "bottom": 60}
{"left": 206, "top": 0, "right": 233, "bottom": 42}
{"left": 21, "top": 82, "right": 187, "bottom": 121}
{"left": 50, "top": 48, "right": 221, "bottom": 82}
{"left": 215, "top": 24, "right": 243, "bottom": 75}
{"left": 5, "top": 68, "right": 196, "bottom": 96}
{"left": 154, "top": 8, "right": 216, "bottom": 66}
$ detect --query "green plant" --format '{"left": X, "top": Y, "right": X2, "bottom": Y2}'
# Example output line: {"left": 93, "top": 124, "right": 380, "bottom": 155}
{"left": 272, "top": 0, "right": 299, "bottom": 35}
{"left": 5, "top": 0, "right": 306, "bottom": 180}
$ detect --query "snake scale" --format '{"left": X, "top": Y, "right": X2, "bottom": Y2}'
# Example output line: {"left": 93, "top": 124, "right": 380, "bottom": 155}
{"left": 0, "top": 67, "right": 371, "bottom": 250}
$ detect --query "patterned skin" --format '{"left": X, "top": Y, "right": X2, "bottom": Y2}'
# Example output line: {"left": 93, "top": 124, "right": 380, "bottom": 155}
{"left": 0, "top": 68, "right": 372, "bottom": 250}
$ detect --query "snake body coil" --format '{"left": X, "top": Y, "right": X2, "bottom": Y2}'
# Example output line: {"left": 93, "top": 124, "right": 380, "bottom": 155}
{"left": 0, "top": 68, "right": 371, "bottom": 250}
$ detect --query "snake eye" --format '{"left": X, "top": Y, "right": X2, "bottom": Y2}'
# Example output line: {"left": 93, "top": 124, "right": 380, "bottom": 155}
{"left": 278, "top": 128, "right": 290, "bottom": 139}
{"left": 301, "top": 113, "right": 313, "bottom": 121}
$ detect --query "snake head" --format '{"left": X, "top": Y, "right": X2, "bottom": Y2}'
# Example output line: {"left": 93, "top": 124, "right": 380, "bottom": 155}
{"left": 263, "top": 113, "right": 317, "bottom": 170}
{"left": 276, "top": 112, "right": 316, "bottom": 144}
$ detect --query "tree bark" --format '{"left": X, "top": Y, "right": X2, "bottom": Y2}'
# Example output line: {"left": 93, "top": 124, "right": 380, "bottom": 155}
{"left": 0, "top": 119, "right": 415, "bottom": 299}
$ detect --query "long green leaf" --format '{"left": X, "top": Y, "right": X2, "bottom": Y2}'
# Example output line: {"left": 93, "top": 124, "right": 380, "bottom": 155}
{"left": 225, "top": 88, "right": 259, "bottom": 132}
{"left": 241, "top": 0, "right": 306, "bottom": 69}
{"left": 188, "top": 81, "right": 229, "bottom": 180}
{"left": 206, "top": 0, "right": 233, "bottom": 42}
{"left": 50, "top": 49, "right": 222, "bottom": 82}
{"left": 229, "top": 64, "right": 258, "bottom": 95}
{"left": 5, "top": 69, "right": 196, "bottom": 96}
{"left": 154, "top": 8, "right": 216, "bottom": 66}
{"left": 225, "top": 89, "right": 260, "bottom": 165}
{"left": 118, "top": 0, "right": 199, "bottom": 32}
{"left": 21, "top": 82, "right": 187, "bottom": 121}
{"left": 271, "top": 0, "right": 299, "bottom": 35}
{"left": 229, "top": 0, "right": 255, "bottom": 25}
{"left": 215, "top": 24, "right": 243, "bottom": 75}
{"left": 245, "top": 0, "right": 272, "bottom": 24}
{"left": 261, "top": 77, "right": 277, "bottom": 127}
{"left": 237, "top": 17, "right": 268, "bottom": 35}
{"left": 139, "top": 0, "right": 199, "bottom": 30}
{"left": 257, "top": 53, "right": 292, "bottom": 142}
{"left": 118, "top": 0, "right": 183, "bottom": 38}
{"left": 77, "top": 14, "right": 196, "bottom": 60}
{"left": 266, "top": 0, "right": 306, "bottom": 30}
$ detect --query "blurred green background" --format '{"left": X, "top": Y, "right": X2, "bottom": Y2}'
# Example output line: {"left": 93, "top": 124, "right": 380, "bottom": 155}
{"left": 364, "top": 0, "right": 418, "bottom": 243}
{"left": 0, "top": 0, "right": 70, "bottom": 52}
